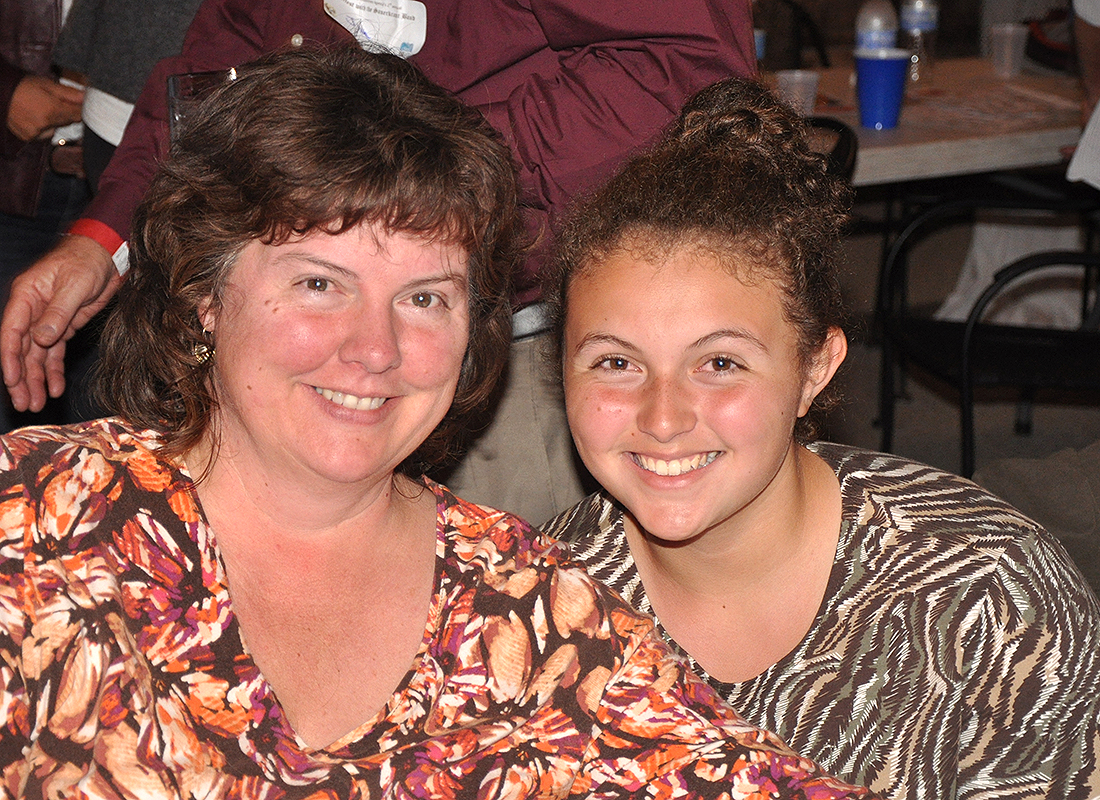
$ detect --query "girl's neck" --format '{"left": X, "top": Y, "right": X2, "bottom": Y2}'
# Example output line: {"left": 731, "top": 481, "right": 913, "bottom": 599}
{"left": 625, "top": 444, "right": 843, "bottom": 683}
{"left": 628, "top": 444, "right": 836, "bottom": 594}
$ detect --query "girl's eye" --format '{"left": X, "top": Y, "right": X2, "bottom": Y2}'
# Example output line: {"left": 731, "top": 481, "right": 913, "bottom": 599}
{"left": 411, "top": 292, "right": 438, "bottom": 308}
{"left": 595, "top": 356, "right": 632, "bottom": 371}
{"left": 702, "top": 355, "right": 740, "bottom": 373}
{"left": 304, "top": 277, "right": 330, "bottom": 292}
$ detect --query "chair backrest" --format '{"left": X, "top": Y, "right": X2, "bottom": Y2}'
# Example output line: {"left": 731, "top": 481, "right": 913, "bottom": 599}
{"left": 959, "top": 250, "right": 1100, "bottom": 475}
{"left": 877, "top": 176, "right": 1099, "bottom": 328}
{"left": 806, "top": 116, "right": 857, "bottom": 182}
{"left": 876, "top": 174, "right": 1100, "bottom": 476}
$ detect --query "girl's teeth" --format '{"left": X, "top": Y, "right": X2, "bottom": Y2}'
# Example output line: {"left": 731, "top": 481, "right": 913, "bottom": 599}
{"left": 635, "top": 452, "right": 718, "bottom": 476}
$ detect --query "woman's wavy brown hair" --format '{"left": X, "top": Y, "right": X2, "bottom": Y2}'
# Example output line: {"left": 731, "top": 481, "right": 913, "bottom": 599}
{"left": 549, "top": 77, "right": 851, "bottom": 439}
{"left": 97, "top": 46, "right": 522, "bottom": 475}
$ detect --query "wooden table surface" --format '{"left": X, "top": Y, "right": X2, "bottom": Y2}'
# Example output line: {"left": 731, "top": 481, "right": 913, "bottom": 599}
{"left": 809, "top": 57, "right": 1083, "bottom": 187}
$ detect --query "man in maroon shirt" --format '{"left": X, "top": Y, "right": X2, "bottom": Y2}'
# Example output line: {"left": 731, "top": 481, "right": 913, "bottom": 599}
{"left": 1, "top": 0, "right": 755, "bottom": 521}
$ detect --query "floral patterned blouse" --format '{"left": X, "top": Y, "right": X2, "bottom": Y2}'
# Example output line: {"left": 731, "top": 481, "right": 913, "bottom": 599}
{"left": 0, "top": 419, "right": 872, "bottom": 799}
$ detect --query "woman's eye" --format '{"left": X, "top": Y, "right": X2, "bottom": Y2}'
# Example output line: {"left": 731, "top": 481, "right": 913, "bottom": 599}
{"left": 411, "top": 292, "right": 438, "bottom": 308}
{"left": 304, "top": 277, "right": 330, "bottom": 292}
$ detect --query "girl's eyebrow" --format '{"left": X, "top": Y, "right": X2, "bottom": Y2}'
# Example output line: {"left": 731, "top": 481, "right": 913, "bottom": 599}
{"left": 693, "top": 328, "right": 768, "bottom": 353}
{"left": 574, "top": 328, "right": 769, "bottom": 354}
{"left": 573, "top": 332, "right": 635, "bottom": 352}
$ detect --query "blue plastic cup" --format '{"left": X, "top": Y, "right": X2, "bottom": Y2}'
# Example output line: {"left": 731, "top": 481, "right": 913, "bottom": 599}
{"left": 754, "top": 28, "right": 766, "bottom": 61}
{"left": 854, "top": 47, "right": 911, "bottom": 130}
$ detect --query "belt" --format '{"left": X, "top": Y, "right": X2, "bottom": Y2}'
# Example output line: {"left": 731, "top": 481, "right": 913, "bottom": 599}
{"left": 512, "top": 302, "right": 551, "bottom": 340}
{"left": 49, "top": 140, "right": 85, "bottom": 179}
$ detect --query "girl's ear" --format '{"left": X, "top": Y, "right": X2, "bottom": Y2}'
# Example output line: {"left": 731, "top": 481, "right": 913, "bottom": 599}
{"left": 798, "top": 327, "right": 847, "bottom": 417}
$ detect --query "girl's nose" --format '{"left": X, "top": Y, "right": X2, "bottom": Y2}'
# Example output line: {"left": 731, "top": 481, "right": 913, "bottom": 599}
{"left": 636, "top": 377, "right": 696, "bottom": 442}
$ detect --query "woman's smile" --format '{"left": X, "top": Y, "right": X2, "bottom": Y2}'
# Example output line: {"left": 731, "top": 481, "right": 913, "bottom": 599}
{"left": 314, "top": 386, "right": 388, "bottom": 411}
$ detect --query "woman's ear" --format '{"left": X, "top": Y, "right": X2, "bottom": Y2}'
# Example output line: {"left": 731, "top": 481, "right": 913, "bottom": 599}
{"left": 198, "top": 296, "right": 217, "bottom": 333}
{"left": 797, "top": 327, "right": 847, "bottom": 417}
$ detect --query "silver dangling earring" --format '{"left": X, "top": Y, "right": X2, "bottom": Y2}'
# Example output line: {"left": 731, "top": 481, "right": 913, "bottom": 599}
{"left": 192, "top": 330, "right": 214, "bottom": 365}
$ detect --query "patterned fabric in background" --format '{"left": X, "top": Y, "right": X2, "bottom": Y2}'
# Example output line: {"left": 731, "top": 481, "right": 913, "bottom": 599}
{"left": 0, "top": 419, "right": 873, "bottom": 799}
{"left": 545, "top": 442, "right": 1100, "bottom": 800}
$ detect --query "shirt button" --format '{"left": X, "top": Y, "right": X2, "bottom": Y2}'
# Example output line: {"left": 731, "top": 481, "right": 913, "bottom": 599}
{"left": 290, "top": 33, "right": 304, "bottom": 47}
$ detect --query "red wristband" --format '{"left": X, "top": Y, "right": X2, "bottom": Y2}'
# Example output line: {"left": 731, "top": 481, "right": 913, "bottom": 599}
{"left": 66, "top": 218, "right": 130, "bottom": 276}
{"left": 67, "top": 218, "right": 124, "bottom": 254}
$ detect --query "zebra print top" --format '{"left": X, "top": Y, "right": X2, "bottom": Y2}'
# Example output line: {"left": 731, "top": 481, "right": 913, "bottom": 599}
{"left": 543, "top": 442, "right": 1100, "bottom": 800}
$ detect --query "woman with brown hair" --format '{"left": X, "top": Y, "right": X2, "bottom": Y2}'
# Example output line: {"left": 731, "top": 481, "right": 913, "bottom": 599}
{"left": 0, "top": 47, "right": 873, "bottom": 799}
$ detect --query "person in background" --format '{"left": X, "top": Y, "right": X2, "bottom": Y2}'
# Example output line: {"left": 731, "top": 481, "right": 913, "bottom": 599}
{"left": 1074, "top": 0, "right": 1100, "bottom": 121}
{"left": 543, "top": 76, "right": 1100, "bottom": 799}
{"left": 1, "top": 0, "right": 87, "bottom": 433}
{"left": 0, "top": 46, "right": 875, "bottom": 800}
{"left": 1, "top": 0, "right": 86, "bottom": 271}
{"left": 0, "top": 0, "right": 204, "bottom": 430}
{"left": 0, "top": 0, "right": 756, "bottom": 525}
{"left": 50, "top": 0, "right": 205, "bottom": 188}
{"left": 1068, "top": 0, "right": 1100, "bottom": 182}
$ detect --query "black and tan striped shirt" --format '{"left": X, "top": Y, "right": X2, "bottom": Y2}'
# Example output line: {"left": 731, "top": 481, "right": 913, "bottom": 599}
{"left": 544, "top": 442, "right": 1100, "bottom": 800}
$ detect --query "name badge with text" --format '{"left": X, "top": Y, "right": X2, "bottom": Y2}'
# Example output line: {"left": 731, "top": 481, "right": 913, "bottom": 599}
{"left": 324, "top": 0, "right": 427, "bottom": 57}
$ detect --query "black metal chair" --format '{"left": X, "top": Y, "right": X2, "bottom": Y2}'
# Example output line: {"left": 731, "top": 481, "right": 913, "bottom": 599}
{"left": 958, "top": 251, "right": 1100, "bottom": 476}
{"left": 877, "top": 175, "right": 1100, "bottom": 476}
{"left": 806, "top": 116, "right": 857, "bottom": 182}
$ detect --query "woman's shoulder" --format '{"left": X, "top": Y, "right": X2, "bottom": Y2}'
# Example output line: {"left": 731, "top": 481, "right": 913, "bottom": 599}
{"left": 430, "top": 479, "right": 572, "bottom": 572}
{"left": 1, "top": 417, "right": 167, "bottom": 471}
{"left": 429, "top": 479, "right": 662, "bottom": 653}
{"left": 0, "top": 417, "right": 178, "bottom": 498}
{"left": 0, "top": 417, "right": 188, "bottom": 551}
{"left": 542, "top": 492, "right": 649, "bottom": 611}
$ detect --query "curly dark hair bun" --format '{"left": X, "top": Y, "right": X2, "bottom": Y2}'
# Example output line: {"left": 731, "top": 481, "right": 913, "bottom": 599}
{"left": 550, "top": 76, "right": 852, "bottom": 439}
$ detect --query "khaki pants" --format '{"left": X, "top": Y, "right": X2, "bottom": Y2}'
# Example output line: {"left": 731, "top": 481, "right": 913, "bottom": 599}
{"left": 435, "top": 333, "right": 591, "bottom": 527}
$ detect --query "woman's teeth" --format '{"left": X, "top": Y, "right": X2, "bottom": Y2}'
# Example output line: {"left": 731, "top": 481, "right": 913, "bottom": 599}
{"left": 316, "top": 387, "right": 386, "bottom": 411}
{"left": 633, "top": 451, "right": 719, "bottom": 476}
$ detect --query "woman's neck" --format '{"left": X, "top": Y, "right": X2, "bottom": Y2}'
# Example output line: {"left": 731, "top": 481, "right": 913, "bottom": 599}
{"left": 183, "top": 437, "right": 440, "bottom": 749}
{"left": 185, "top": 433, "right": 416, "bottom": 538}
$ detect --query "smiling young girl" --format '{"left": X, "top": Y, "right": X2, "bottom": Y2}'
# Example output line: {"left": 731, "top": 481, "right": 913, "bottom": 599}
{"left": 543, "top": 78, "right": 1100, "bottom": 799}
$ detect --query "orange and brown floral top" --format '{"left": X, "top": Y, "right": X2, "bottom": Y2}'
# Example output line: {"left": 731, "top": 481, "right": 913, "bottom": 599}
{"left": 0, "top": 420, "right": 872, "bottom": 799}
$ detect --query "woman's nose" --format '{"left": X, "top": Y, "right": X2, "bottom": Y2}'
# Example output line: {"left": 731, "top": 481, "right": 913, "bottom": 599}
{"left": 340, "top": 307, "right": 402, "bottom": 372}
{"left": 636, "top": 377, "right": 696, "bottom": 442}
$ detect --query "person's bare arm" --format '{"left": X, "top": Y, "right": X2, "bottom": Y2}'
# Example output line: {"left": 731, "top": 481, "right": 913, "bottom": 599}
{"left": 1, "top": 0, "right": 327, "bottom": 410}
{"left": 1, "top": 236, "right": 122, "bottom": 412}
{"left": 5, "top": 75, "right": 83, "bottom": 141}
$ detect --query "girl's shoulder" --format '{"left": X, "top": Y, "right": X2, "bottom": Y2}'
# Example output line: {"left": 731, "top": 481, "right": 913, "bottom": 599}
{"left": 809, "top": 442, "right": 1097, "bottom": 621}
{"left": 541, "top": 491, "right": 619, "bottom": 546}
{"left": 808, "top": 441, "right": 1045, "bottom": 542}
